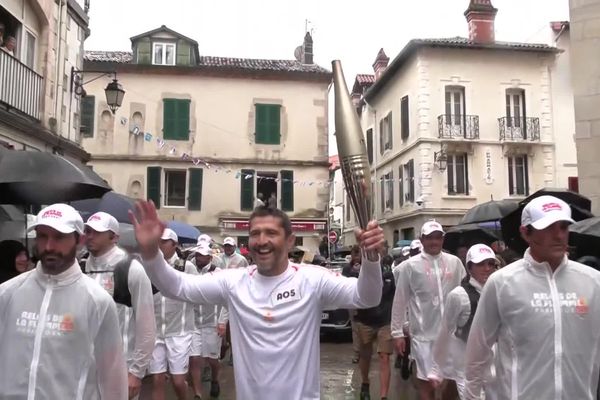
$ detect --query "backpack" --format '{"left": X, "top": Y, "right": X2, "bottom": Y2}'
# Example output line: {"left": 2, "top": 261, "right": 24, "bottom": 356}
{"left": 82, "top": 255, "right": 159, "bottom": 307}
{"left": 455, "top": 280, "right": 480, "bottom": 342}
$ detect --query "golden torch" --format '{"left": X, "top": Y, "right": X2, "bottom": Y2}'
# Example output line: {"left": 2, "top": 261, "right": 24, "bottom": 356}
{"left": 332, "top": 60, "right": 377, "bottom": 261}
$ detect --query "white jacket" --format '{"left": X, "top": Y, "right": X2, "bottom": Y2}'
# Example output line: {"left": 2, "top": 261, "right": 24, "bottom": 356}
{"left": 391, "top": 251, "right": 466, "bottom": 340}
{"left": 142, "top": 251, "right": 382, "bottom": 400}
{"left": 194, "top": 263, "right": 228, "bottom": 329}
{"left": 85, "top": 246, "right": 156, "bottom": 378}
{"left": 219, "top": 252, "right": 249, "bottom": 269}
{"left": 464, "top": 249, "right": 600, "bottom": 400}
{"left": 0, "top": 261, "right": 128, "bottom": 399}
{"left": 153, "top": 254, "right": 197, "bottom": 338}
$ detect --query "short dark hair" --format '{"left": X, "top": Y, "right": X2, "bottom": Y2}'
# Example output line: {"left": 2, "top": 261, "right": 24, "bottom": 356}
{"left": 350, "top": 245, "right": 361, "bottom": 255}
{"left": 249, "top": 206, "right": 292, "bottom": 237}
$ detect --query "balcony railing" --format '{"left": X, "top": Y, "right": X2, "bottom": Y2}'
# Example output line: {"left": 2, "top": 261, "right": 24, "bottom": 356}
{"left": 498, "top": 117, "right": 540, "bottom": 141}
{"left": 438, "top": 114, "right": 480, "bottom": 139}
{"left": 0, "top": 50, "right": 42, "bottom": 120}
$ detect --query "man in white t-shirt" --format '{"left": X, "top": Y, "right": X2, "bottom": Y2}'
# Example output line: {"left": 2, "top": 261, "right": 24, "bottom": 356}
{"left": 130, "top": 200, "right": 384, "bottom": 400}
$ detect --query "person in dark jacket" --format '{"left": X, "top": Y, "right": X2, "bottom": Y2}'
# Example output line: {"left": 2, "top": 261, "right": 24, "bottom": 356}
{"left": 354, "top": 261, "right": 396, "bottom": 400}
{"left": 0, "top": 240, "right": 29, "bottom": 284}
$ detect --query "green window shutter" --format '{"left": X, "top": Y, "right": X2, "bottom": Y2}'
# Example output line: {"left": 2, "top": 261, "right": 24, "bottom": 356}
{"left": 163, "top": 99, "right": 190, "bottom": 140}
{"left": 80, "top": 95, "right": 95, "bottom": 137}
{"left": 137, "top": 41, "right": 151, "bottom": 64}
{"left": 255, "top": 104, "right": 280, "bottom": 144}
{"left": 188, "top": 168, "right": 203, "bottom": 210}
{"left": 176, "top": 41, "right": 191, "bottom": 65}
{"left": 147, "top": 166, "right": 162, "bottom": 209}
{"left": 281, "top": 170, "right": 294, "bottom": 211}
{"left": 240, "top": 169, "right": 255, "bottom": 211}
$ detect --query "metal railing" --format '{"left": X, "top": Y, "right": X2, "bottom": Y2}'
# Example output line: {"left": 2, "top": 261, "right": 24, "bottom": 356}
{"left": 498, "top": 117, "right": 540, "bottom": 141}
{"left": 0, "top": 50, "right": 42, "bottom": 120}
{"left": 438, "top": 114, "right": 480, "bottom": 139}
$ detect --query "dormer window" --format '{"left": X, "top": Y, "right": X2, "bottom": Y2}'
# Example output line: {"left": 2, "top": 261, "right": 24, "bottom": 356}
{"left": 153, "top": 42, "right": 176, "bottom": 65}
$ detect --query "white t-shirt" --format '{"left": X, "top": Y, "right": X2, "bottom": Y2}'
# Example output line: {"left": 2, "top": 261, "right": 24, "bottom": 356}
{"left": 142, "top": 251, "right": 382, "bottom": 400}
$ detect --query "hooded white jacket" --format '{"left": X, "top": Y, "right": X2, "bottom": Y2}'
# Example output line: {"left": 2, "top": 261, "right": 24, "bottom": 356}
{"left": 464, "top": 249, "right": 600, "bottom": 400}
{"left": 153, "top": 254, "right": 196, "bottom": 338}
{"left": 194, "top": 263, "right": 228, "bottom": 329}
{"left": 0, "top": 261, "right": 128, "bottom": 399}
{"left": 85, "top": 246, "right": 156, "bottom": 378}
{"left": 391, "top": 251, "right": 466, "bottom": 340}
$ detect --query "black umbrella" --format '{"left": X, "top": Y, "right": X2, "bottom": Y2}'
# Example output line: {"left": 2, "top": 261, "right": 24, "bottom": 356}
{"left": 501, "top": 188, "right": 594, "bottom": 254}
{"left": 443, "top": 223, "right": 500, "bottom": 253}
{"left": 71, "top": 191, "right": 136, "bottom": 223}
{"left": 459, "top": 199, "right": 519, "bottom": 224}
{"left": 569, "top": 217, "right": 600, "bottom": 258}
{"left": 0, "top": 148, "right": 111, "bottom": 204}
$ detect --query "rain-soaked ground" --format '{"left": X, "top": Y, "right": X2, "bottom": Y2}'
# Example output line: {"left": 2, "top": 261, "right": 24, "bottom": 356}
{"left": 139, "top": 334, "right": 418, "bottom": 399}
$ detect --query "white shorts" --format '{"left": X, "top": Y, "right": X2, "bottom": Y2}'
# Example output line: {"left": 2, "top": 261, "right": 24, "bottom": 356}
{"left": 190, "top": 327, "right": 222, "bottom": 359}
{"left": 410, "top": 338, "right": 434, "bottom": 381}
{"left": 148, "top": 334, "right": 192, "bottom": 375}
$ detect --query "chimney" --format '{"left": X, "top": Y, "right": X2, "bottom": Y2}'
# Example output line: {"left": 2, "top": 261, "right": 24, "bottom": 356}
{"left": 302, "top": 32, "right": 313, "bottom": 64}
{"left": 372, "top": 48, "right": 389, "bottom": 81}
{"left": 464, "top": 0, "right": 498, "bottom": 44}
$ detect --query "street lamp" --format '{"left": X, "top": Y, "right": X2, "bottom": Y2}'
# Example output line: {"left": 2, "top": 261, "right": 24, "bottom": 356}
{"left": 70, "top": 67, "right": 126, "bottom": 114}
{"left": 434, "top": 150, "right": 448, "bottom": 171}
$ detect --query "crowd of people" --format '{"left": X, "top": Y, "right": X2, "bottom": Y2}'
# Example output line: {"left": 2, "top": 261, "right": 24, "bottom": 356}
{"left": 0, "top": 194, "right": 600, "bottom": 400}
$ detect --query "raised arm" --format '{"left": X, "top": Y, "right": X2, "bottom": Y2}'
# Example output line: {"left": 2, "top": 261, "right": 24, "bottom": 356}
{"left": 464, "top": 279, "right": 502, "bottom": 400}
{"left": 320, "top": 220, "right": 384, "bottom": 309}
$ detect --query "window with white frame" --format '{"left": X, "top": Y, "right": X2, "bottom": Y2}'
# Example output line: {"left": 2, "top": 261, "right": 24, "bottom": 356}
{"left": 152, "top": 42, "right": 176, "bottom": 66}
{"left": 164, "top": 170, "right": 187, "bottom": 207}
{"left": 402, "top": 159, "right": 415, "bottom": 203}
{"left": 384, "top": 171, "right": 394, "bottom": 210}
{"left": 447, "top": 153, "right": 469, "bottom": 195}
{"left": 24, "top": 30, "right": 36, "bottom": 69}
{"left": 508, "top": 155, "right": 529, "bottom": 196}
{"left": 379, "top": 112, "right": 393, "bottom": 153}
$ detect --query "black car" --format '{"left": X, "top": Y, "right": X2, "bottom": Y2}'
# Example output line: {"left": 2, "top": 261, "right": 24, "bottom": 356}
{"left": 320, "top": 259, "right": 352, "bottom": 336}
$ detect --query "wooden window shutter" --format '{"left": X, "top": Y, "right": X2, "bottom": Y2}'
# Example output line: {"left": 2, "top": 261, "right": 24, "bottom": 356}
{"left": 240, "top": 169, "right": 255, "bottom": 211}
{"left": 137, "top": 41, "right": 151, "bottom": 64}
{"left": 366, "top": 129, "right": 373, "bottom": 164}
{"left": 176, "top": 99, "right": 190, "bottom": 140}
{"left": 401, "top": 96, "right": 409, "bottom": 140}
{"left": 379, "top": 119, "right": 384, "bottom": 154}
{"left": 80, "top": 95, "right": 95, "bottom": 137}
{"left": 176, "top": 41, "right": 191, "bottom": 65}
{"left": 147, "top": 166, "right": 162, "bottom": 209}
{"left": 187, "top": 168, "right": 203, "bottom": 210}
{"left": 408, "top": 159, "right": 415, "bottom": 202}
{"left": 281, "top": 170, "right": 294, "bottom": 211}
{"left": 399, "top": 166, "right": 404, "bottom": 207}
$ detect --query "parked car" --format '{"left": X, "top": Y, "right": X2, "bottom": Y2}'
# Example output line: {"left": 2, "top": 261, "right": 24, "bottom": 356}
{"left": 320, "top": 258, "right": 352, "bottom": 336}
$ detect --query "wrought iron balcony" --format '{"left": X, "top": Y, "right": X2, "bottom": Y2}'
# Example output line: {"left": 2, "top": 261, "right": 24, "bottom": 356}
{"left": 0, "top": 50, "right": 42, "bottom": 120}
{"left": 438, "top": 114, "right": 480, "bottom": 139}
{"left": 498, "top": 117, "right": 540, "bottom": 141}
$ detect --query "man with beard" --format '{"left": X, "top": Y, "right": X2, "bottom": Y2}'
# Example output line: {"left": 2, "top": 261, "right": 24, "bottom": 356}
{"left": 391, "top": 221, "right": 465, "bottom": 400}
{"left": 131, "top": 202, "right": 384, "bottom": 400}
{"left": 189, "top": 243, "right": 228, "bottom": 400}
{"left": 0, "top": 204, "right": 127, "bottom": 399}
{"left": 84, "top": 212, "right": 156, "bottom": 399}
{"left": 219, "top": 237, "right": 249, "bottom": 269}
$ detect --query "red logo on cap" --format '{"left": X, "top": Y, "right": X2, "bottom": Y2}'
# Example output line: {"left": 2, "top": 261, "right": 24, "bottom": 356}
{"left": 42, "top": 209, "right": 63, "bottom": 219}
{"left": 541, "top": 203, "right": 562, "bottom": 213}
{"left": 89, "top": 215, "right": 102, "bottom": 221}
{"left": 479, "top": 247, "right": 492, "bottom": 254}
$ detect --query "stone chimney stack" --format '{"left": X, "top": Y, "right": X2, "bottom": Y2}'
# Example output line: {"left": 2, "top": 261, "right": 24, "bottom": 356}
{"left": 372, "top": 48, "right": 389, "bottom": 81}
{"left": 464, "top": 0, "right": 498, "bottom": 44}
{"left": 303, "top": 32, "right": 313, "bottom": 64}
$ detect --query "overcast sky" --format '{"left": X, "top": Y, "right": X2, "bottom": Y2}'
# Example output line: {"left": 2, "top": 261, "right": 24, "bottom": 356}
{"left": 85, "top": 0, "right": 569, "bottom": 153}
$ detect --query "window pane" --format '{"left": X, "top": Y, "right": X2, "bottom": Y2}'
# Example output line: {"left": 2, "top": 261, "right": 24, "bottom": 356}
{"left": 516, "top": 156, "right": 525, "bottom": 195}
{"left": 154, "top": 44, "right": 163, "bottom": 64}
{"left": 166, "top": 45, "right": 175, "bottom": 65}
{"left": 165, "top": 170, "right": 186, "bottom": 207}
{"left": 25, "top": 32, "right": 35, "bottom": 69}
{"left": 445, "top": 91, "right": 452, "bottom": 116}
{"left": 447, "top": 155, "right": 455, "bottom": 194}
{"left": 456, "top": 155, "right": 465, "bottom": 194}
{"left": 508, "top": 157, "right": 515, "bottom": 196}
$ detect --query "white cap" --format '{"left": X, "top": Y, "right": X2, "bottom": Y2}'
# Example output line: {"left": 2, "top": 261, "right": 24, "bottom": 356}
{"left": 85, "top": 212, "right": 120, "bottom": 235}
{"left": 421, "top": 221, "right": 444, "bottom": 236}
{"left": 29, "top": 204, "right": 84, "bottom": 234}
{"left": 410, "top": 239, "right": 423, "bottom": 250}
{"left": 160, "top": 228, "right": 178, "bottom": 243}
{"left": 401, "top": 246, "right": 410, "bottom": 257}
{"left": 223, "top": 237, "right": 236, "bottom": 246}
{"left": 521, "top": 195, "right": 575, "bottom": 230}
{"left": 197, "top": 234, "right": 212, "bottom": 245}
{"left": 194, "top": 244, "right": 212, "bottom": 256}
{"left": 466, "top": 244, "right": 496, "bottom": 265}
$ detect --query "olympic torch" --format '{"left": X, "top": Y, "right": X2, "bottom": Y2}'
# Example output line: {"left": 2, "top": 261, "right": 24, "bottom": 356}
{"left": 332, "top": 60, "right": 378, "bottom": 261}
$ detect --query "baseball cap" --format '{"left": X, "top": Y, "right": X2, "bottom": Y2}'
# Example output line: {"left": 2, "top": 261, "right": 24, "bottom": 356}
{"left": 223, "top": 237, "right": 236, "bottom": 246}
{"left": 29, "top": 204, "right": 84, "bottom": 234}
{"left": 401, "top": 246, "right": 410, "bottom": 257}
{"left": 85, "top": 212, "right": 120, "bottom": 235}
{"left": 521, "top": 195, "right": 574, "bottom": 230}
{"left": 194, "top": 243, "right": 211, "bottom": 256}
{"left": 466, "top": 244, "right": 496, "bottom": 265}
{"left": 160, "top": 228, "right": 178, "bottom": 243}
{"left": 410, "top": 239, "right": 423, "bottom": 250}
{"left": 421, "top": 221, "right": 444, "bottom": 236}
{"left": 197, "top": 234, "right": 212, "bottom": 245}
